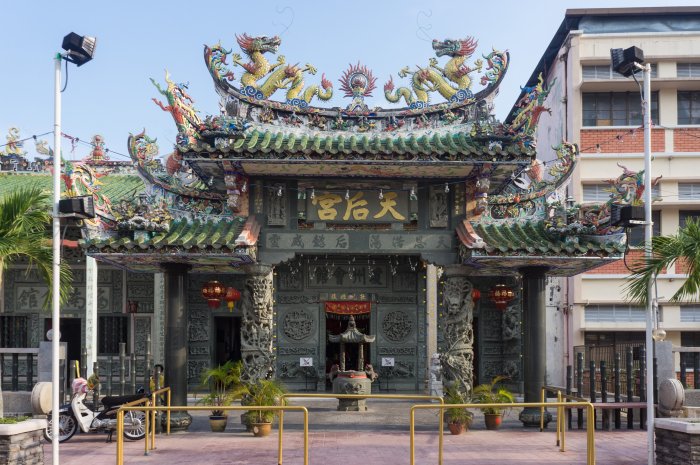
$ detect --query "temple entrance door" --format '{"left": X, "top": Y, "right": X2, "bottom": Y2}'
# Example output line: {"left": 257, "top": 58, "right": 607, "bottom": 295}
{"left": 325, "top": 314, "right": 370, "bottom": 390}
{"left": 214, "top": 316, "right": 241, "bottom": 366}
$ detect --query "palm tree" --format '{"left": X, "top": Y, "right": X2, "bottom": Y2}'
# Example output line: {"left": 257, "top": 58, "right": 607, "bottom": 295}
{"left": 625, "top": 218, "right": 700, "bottom": 304}
{"left": 0, "top": 186, "right": 74, "bottom": 416}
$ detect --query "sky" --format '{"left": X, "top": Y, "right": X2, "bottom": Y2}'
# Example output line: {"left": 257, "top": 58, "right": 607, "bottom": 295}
{"left": 1, "top": 0, "right": 698, "bottom": 163}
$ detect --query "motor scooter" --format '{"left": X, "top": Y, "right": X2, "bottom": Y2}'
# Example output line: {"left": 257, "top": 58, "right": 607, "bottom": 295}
{"left": 44, "top": 377, "right": 147, "bottom": 443}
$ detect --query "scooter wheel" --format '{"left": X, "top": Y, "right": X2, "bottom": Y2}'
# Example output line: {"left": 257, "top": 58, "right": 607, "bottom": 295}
{"left": 123, "top": 410, "right": 147, "bottom": 440}
{"left": 44, "top": 412, "right": 78, "bottom": 443}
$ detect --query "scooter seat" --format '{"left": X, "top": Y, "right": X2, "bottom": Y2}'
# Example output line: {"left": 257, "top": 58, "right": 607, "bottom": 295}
{"left": 101, "top": 393, "right": 145, "bottom": 407}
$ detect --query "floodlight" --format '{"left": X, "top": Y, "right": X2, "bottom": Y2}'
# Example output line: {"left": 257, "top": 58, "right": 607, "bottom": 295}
{"left": 61, "top": 32, "right": 97, "bottom": 67}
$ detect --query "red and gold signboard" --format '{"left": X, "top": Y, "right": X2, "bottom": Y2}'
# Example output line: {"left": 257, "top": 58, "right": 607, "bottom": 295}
{"left": 324, "top": 301, "right": 371, "bottom": 315}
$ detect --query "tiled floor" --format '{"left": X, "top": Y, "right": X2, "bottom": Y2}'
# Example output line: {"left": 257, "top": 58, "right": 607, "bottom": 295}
{"left": 44, "top": 400, "right": 649, "bottom": 465}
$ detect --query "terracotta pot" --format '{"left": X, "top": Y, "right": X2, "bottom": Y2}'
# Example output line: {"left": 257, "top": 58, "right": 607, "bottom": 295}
{"left": 209, "top": 415, "right": 228, "bottom": 432}
{"left": 251, "top": 422, "right": 272, "bottom": 437}
{"left": 484, "top": 413, "right": 503, "bottom": 430}
{"left": 447, "top": 422, "right": 464, "bottom": 435}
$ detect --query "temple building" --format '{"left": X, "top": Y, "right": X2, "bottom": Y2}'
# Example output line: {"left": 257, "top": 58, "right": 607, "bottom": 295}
{"left": 1, "top": 31, "right": 637, "bottom": 427}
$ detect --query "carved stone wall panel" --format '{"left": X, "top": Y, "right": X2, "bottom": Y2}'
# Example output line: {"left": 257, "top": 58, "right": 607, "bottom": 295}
{"left": 381, "top": 311, "right": 413, "bottom": 342}
{"left": 266, "top": 184, "right": 287, "bottom": 226}
{"left": 189, "top": 345, "right": 209, "bottom": 356}
{"left": 429, "top": 185, "right": 449, "bottom": 228}
{"left": 188, "top": 360, "right": 209, "bottom": 383}
{"left": 281, "top": 309, "right": 315, "bottom": 341}
{"left": 134, "top": 317, "right": 151, "bottom": 354}
{"left": 188, "top": 310, "right": 210, "bottom": 342}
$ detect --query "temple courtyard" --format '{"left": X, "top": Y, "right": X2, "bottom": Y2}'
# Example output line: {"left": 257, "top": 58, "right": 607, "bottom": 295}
{"left": 45, "top": 398, "right": 646, "bottom": 465}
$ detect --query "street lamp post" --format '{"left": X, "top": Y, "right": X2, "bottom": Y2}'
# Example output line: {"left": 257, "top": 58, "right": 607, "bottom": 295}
{"left": 51, "top": 33, "right": 96, "bottom": 465}
{"left": 611, "top": 46, "right": 654, "bottom": 465}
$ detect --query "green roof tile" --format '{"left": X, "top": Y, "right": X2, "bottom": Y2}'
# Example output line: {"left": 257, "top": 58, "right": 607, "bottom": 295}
{"left": 83, "top": 217, "right": 247, "bottom": 253}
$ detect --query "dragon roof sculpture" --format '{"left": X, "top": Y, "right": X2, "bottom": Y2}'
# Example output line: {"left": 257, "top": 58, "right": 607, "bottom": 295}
{"left": 203, "top": 33, "right": 510, "bottom": 125}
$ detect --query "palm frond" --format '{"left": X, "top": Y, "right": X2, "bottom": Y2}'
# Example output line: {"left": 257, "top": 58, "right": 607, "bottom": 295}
{"left": 625, "top": 218, "right": 700, "bottom": 304}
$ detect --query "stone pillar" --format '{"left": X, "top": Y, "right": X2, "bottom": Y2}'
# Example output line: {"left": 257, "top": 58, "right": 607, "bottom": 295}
{"left": 240, "top": 264, "right": 275, "bottom": 383}
{"left": 426, "top": 265, "right": 438, "bottom": 391}
{"left": 84, "top": 256, "right": 98, "bottom": 374}
{"left": 153, "top": 272, "right": 165, "bottom": 366}
{"left": 439, "top": 265, "right": 474, "bottom": 396}
{"left": 519, "top": 266, "right": 552, "bottom": 427}
{"left": 162, "top": 263, "right": 192, "bottom": 431}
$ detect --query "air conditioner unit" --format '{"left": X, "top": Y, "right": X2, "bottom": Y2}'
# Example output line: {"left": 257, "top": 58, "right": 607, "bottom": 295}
{"left": 58, "top": 196, "right": 95, "bottom": 219}
{"left": 610, "top": 204, "right": 645, "bottom": 227}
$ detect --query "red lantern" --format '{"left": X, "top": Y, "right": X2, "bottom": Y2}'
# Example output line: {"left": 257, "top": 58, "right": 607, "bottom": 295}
{"left": 201, "top": 280, "right": 227, "bottom": 309}
{"left": 489, "top": 284, "right": 515, "bottom": 311}
{"left": 472, "top": 288, "right": 481, "bottom": 303}
{"left": 224, "top": 287, "right": 241, "bottom": 312}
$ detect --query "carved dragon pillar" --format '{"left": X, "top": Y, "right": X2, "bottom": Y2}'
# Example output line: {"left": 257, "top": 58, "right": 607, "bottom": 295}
{"left": 439, "top": 266, "right": 475, "bottom": 396}
{"left": 240, "top": 265, "right": 276, "bottom": 383}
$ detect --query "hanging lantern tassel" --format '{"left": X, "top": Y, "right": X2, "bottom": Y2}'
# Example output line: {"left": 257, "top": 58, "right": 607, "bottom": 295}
{"left": 225, "top": 287, "right": 241, "bottom": 312}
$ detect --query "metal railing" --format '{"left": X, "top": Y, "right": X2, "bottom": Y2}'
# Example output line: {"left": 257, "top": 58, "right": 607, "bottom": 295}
{"left": 409, "top": 401, "right": 597, "bottom": 465}
{"left": 116, "top": 404, "right": 309, "bottom": 465}
{"left": 279, "top": 393, "right": 445, "bottom": 465}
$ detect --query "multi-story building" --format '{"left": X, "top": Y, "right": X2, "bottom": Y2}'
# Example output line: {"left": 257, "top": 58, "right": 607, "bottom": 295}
{"left": 514, "top": 7, "right": 700, "bottom": 383}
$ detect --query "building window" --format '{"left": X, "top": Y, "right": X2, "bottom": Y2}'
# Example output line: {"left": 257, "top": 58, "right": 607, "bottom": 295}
{"left": 98, "top": 316, "right": 128, "bottom": 355}
{"left": 679, "top": 183, "right": 700, "bottom": 201}
{"left": 678, "top": 91, "right": 700, "bottom": 125}
{"left": 585, "top": 304, "right": 646, "bottom": 322}
{"left": 583, "top": 64, "right": 657, "bottom": 80}
{"left": 680, "top": 332, "right": 700, "bottom": 368}
{"left": 680, "top": 210, "right": 700, "bottom": 229}
{"left": 677, "top": 63, "right": 700, "bottom": 78}
{"left": 582, "top": 92, "right": 659, "bottom": 127}
{"left": 681, "top": 306, "right": 700, "bottom": 323}
{"left": 582, "top": 184, "right": 611, "bottom": 202}
{"left": 628, "top": 211, "right": 661, "bottom": 246}
{"left": 0, "top": 316, "right": 28, "bottom": 348}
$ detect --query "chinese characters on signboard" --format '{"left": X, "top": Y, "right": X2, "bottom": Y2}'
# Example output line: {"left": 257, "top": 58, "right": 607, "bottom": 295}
{"left": 307, "top": 190, "right": 408, "bottom": 223}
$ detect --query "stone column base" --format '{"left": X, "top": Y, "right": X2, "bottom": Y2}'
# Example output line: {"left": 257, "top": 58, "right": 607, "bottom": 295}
{"left": 163, "top": 411, "right": 193, "bottom": 432}
{"left": 519, "top": 407, "right": 552, "bottom": 427}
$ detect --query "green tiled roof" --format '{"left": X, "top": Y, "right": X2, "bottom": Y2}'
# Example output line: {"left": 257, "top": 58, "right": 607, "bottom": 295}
{"left": 83, "top": 217, "right": 247, "bottom": 252}
{"left": 472, "top": 221, "right": 627, "bottom": 256}
{"left": 0, "top": 173, "right": 144, "bottom": 203}
{"left": 185, "top": 128, "right": 532, "bottom": 158}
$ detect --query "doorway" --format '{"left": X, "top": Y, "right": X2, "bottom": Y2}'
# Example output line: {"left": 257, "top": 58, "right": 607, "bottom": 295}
{"left": 44, "top": 317, "right": 82, "bottom": 362}
{"left": 325, "top": 314, "right": 370, "bottom": 390}
{"left": 214, "top": 316, "right": 241, "bottom": 366}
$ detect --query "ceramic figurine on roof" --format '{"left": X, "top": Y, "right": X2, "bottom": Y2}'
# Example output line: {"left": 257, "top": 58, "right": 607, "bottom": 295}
{"left": 508, "top": 73, "right": 555, "bottom": 148}
{"left": 151, "top": 71, "right": 202, "bottom": 147}
{"left": 230, "top": 33, "right": 333, "bottom": 107}
{"left": 339, "top": 62, "right": 377, "bottom": 112}
{"left": 86, "top": 134, "right": 108, "bottom": 162}
{"left": 578, "top": 163, "right": 662, "bottom": 235}
{"left": 384, "top": 37, "right": 483, "bottom": 108}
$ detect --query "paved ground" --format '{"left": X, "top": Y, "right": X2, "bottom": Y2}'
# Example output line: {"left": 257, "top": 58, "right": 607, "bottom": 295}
{"left": 45, "top": 398, "right": 648, "bottom": 465}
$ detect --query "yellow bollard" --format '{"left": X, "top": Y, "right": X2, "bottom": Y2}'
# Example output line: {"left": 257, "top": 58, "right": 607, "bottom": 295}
{"left": 116, "top": 409, "right": 124, "bottom": 465}
{"left": 144, "top": 401, "right": 150, "bottom": 456}
{"left": 278, "top": 408, "right": 284, "bottom": 465}
{"left": 540, "top": 387, "right": 546, "bottom": 432}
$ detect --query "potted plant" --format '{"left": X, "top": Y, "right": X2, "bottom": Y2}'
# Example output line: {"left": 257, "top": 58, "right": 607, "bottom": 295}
{"left": 472, "top": 375, "right": 514, "bottom": 430}
{"left": 198, "top": 360, "right": 245, "bottom": 432}
{"left": 443, "top": 381, "right": 473, "bottom": 435}
{"left": 243, "top": 379, "right": 287, "bottom": 437}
